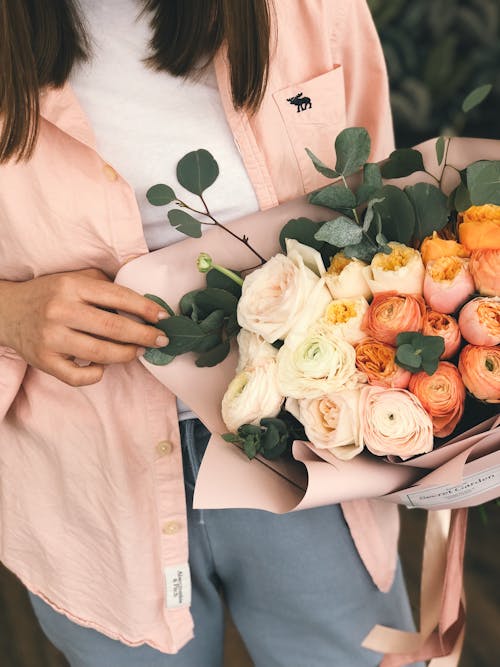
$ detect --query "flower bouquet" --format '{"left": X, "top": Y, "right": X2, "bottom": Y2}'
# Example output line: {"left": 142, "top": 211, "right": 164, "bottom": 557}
{"left": 116, "top": 122, "right": 499, "bottom": 665}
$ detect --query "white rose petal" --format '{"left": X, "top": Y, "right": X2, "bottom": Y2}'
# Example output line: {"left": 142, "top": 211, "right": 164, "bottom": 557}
{"left": 325, "top": 256, "right": 372, "bottom": 300}
{"left": 236, "top": 329, "right": 278, "bottom": 373}
{"left": 363, "top": 242, "right": 425, "bottom": 295}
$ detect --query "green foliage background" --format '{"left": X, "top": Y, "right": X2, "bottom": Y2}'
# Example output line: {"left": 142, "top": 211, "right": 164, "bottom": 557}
{"left": 368, "top": 0, "right": 500, "bottom": 146}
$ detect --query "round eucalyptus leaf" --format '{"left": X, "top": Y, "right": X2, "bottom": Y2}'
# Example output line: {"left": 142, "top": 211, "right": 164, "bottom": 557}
{"left": 467, "top": 161, "right": 500, "bottom": 205}
{"left": 143, "top": 347, "right": 176, "bottom": 366}
{"left": 380, "top": 148, "right": 425, "bottom": 179}
{"left": 168, "top": 209, "right": 202, "bottom": 238}
{"left": 146, "top": 184, "right": 176, "bottom": 206}
{"left": 305, "top": 148, "right": 339, "bottom": 179}
{"left": 309, "top": 183, "right": 357, "bottom": 210}
{"left": 404, "top": 183, "right": 449, "bottom": 240}
{"left": 279, "top": 217, "right": 324, "bottom": 252}
{"left": 373, "top": 186, "right": 415, "bottom": 245}
{"left": 176, "top": 149, "right": 219, "bottom": 195}
{"left": 314, "top": 216, "right": 363, "bottom": 247}
{"left": 195, "top": 340, "right": 231, "bottom": 368}
{"left": 334, "top": 127, "right": 371, "bottom": 177}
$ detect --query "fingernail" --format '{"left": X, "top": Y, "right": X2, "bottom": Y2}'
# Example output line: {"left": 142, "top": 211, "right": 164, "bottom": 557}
{"left": 157, "top": 311, "right": 169, "bottom": 320}
{"left": 136, "top": 347, "right": 146, "bottom": 357}
{"left": 156, "top": 335, "right": 168, "bottom": 347}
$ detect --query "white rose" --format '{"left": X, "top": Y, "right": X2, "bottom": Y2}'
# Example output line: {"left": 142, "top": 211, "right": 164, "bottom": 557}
{"left": 221, "top": 365, "right": 284, "bottom": 432}
{"left": 236, "top": 240, "right": 327, "bottom": 343}
{"left": 320, "top": 297, "right": 369, "bottom": 344}
{"left": 325, "top": 253, "right": 372, "bottom": 300}
{"left": 277, "top": 322, "right": 365, "bottom": 399}
{"left": 286, "top": 389, "right": 363, "bottom": 460}
{"left": 363, "top": 242, "right": 425, "bottom": 295}
{"left": 236, "top": 329, "right": 278, "bottom": 372}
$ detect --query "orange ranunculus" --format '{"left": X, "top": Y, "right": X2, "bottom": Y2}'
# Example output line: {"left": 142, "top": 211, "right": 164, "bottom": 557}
{"left": 469, "top": 248, "right": 500, "bottom": 296}
{"left": 422, "top": 310, "right": 461, "bottom": 359}
{"left": 420, "top": 231, "right": 469, "bottom": 265}
{"left": 458, "top": 297, "right": 500, "bottom": 347}
{"left": 355, "top": 338, "right": 411, "bottom": 388}
{"left": 408, "top": 362, "right": 465, "bottom": 437}
{"left": 458, "top": 204, "right": 500, "bottom": 251}
{"left": 458, "top": 345, "right": 500, "bottom": 403}
{"left": 361, "top": 293, "right": 425, "bottom": 346}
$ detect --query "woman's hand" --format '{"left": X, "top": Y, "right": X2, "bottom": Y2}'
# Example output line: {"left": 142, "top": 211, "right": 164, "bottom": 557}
{"left": 0, "top": 268, "right": 169, "bottom": 387}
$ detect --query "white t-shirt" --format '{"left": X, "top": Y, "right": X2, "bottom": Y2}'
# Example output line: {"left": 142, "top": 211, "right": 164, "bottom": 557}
{"left": 71, "top": 0, "right": 259, "bottom": 417}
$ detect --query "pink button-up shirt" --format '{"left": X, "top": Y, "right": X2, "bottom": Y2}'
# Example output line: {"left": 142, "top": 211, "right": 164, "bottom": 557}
{"left": 0, "top": 0, "right": 399, "bottom": 652}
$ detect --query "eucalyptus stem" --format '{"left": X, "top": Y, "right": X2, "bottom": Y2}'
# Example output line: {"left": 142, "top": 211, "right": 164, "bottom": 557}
{"left": 341, "top": 174, "right": 361, "bottom": 225}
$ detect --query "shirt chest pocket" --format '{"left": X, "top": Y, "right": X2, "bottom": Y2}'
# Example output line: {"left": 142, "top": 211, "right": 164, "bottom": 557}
{"left": 273, "top": 66, "right": 347, "bottom": 194}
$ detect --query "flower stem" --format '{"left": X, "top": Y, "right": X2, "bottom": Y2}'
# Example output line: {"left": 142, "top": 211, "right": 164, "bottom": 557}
{"left": 213, "top": 264, "right": 244, "bottom": 286}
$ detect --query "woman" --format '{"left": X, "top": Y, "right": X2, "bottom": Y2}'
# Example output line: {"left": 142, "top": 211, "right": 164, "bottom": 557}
{"left": 0, "top": 1, "right": 421, "bottom": 665}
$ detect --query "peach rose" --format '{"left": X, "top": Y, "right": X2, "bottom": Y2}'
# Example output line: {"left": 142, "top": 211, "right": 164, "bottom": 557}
{"left": 458, "top": 297, "right": 500, "bottom": 347}
{"left": 458, "top": 204, "right": 500, "bottom": 251}
{"left": 469, "top": 248, "right": 500, "bottom": 296}
{"left": 408, "top": 362, "right": 465, "bottom": 437}
{"left": 458, "top": 345, "right": 500, "bottom": 403}
{"left": 423, "top": 256, "right": 475, "bottom": 314}
{"left": 420, "top": 231, "right": 469, "bottom": 265}
{"left": 355, "top": 338, "right": 411, "bottom": 388}
{"left": 325, "top": 253, "right": 372, "bottom": 300}
{"left": 359, "top": 386, "right": 434, "bottom": 459}
{"left": 361, "top": 292, "right": 425, "bottom": 346}
{"left": 363, "top": 242, "right": 425, "bottom": 295}
{"left": 422, "top": 310, "right": 461, "bottom": 359}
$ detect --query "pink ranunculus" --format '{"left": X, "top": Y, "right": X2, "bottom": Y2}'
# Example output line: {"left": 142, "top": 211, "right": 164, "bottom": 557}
{"left": 361, "top": 292, "right": 425, "bottom": 347}
{"left": 469, "top": 248, "right": 500, "bottom": 296}
{"left": 458, "top": 345, "right": 500, "bottom": 403}
{"left": 359, "top": 386, "right": 434, "bottom": 459}
{"left": 423, "top": 256, "right": 475, "bottom": 314}
{"left": 421, "top": 309, "right": 462, "bottom": 359}
{"left": 408, "top": 362, "right": 465, "bottom": 437}
{"left": 458, "top": 297, "right": 500, "bottom": 347}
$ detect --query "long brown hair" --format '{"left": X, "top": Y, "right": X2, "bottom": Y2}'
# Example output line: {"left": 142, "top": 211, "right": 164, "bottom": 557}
{"left": 0, "top": 0, "right": 272, "bottom": 163}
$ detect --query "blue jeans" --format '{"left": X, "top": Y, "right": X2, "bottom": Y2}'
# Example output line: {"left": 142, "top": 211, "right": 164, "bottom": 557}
{"left": 29, "top": 419, "right": 422, "bottom": 667}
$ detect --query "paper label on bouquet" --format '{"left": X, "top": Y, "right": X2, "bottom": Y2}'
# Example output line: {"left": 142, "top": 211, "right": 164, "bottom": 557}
{"left": 404, "top": 465, "right": 500, "bottom": 508}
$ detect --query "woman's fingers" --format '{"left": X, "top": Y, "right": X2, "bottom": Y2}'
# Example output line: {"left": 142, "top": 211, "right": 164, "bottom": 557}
{"left": 44, "top": 355, "right": 105, "bottom": 387}
{"left": 55, "top": 330, "right": 144, "bottom": 366}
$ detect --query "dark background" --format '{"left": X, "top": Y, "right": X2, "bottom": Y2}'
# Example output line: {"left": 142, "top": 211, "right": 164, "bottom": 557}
{"left": 1, "top": 2, "right": 499, "bottom": 665}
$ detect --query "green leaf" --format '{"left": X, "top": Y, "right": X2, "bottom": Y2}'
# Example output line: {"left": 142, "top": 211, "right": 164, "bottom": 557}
{"left": 335, "top": 127, "right": 371, "bottom": 177}
{"left": 195, "top": 339, "right": 231, "bottom": 367}
{"left": 373, "top": 186, "right": 416, "bottom": 245}
{"left": 357, "top": 163, "right": 383, "bottom": 204}
{"left": 261, "top": 423, "right": 280, "bottom": 450}
{"left": 146, "top": 184, "right": 176, "bottom": 206}
{"left": 179, "top": 290, "right": 201, "bottom": 317}
{"left": 176, "top": 149, "right": 219, "bottom": 195}
{"left": 144, "top": 293, "right": 175, "bottom": 317}
{"left": 222, "top": 433, "right": 241, "bottom": 444}
{"left": 421, "top": 358, "right": 439, "bottom": 376}
{"left": 226, "top": 311, "right": 241, "bottom": 338}
{"left": 467, "top": 161, "right": 500, "bottom": 206}
{"left": 381, "top": 148, "right": 425, "bottom": 179}
{"left": 194, "top": 288, "right": 238, "bottom": 317}
{"left": 343, "top": 236, "right": 378, "bottom": 263}
{"left": 168, "top": 209, "right": 202, "bottom": 238}
{"left": 309, "top": 183, "right": 357, "bottom": 210}
{"left": 436, "top": 137, "right": 446, "bottom": 166}
{"left": 421, "top": 335, "right": 445, "bottom": 358}
{"left": 397, "top": 344, "right": 421, "bottom": 368}
{"left": 156, "top": 316, "right": 206, "bottom": 355}
{"left": 279, "top": 217, "right": 324, "bottom": 252}
{"left": 195, "top": 332, "right": 222, "bottom": 353}
{"left": 206, "top": 268, "right": 242, "bottom": 298}
{"left": 198, "top": 309, "right": 225, "bottom": 333}
{"left": 452, "top": 183, "right": 472, "bottom": 212}
{"left": 362, "top": 197, "right": 385, "bottom": 233}
{"left": 404, "top": 183, "right": 449, "bottom": 241}
{"left": 462, "top": 84, "right": 493, "bottom": 114}
{"left": 396, "top": 332, "right": 421, "bottom": 347}
{"left": 314, "top": 217, "right": 363, "bottom": 247}
{"left": 143, "top": 347, "right": 176, "bottom": 366}
{"left": 305, "top": 148, "right": 339, "bottom": 179}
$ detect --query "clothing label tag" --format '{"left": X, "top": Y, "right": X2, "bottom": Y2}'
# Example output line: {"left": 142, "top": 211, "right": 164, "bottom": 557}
{"left": 404, "top": 465, "right": 500, "bottom": 508}
{"left": 164, "top": 564, "right": 191, "bottom": 609}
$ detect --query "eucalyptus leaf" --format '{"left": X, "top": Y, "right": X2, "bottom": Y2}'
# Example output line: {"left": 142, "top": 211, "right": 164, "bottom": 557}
{"left": 453, "top": 183, "right": 472, "bottom": 212}
{"left": 421, "top": 358, "right": 439, "bottom": 375}
{"left": 195, "top": 339, "right": 231, "bottom": 367}
{"left": 194, "top": 288, "right": 238, "bottom": 316}
{"left": 462, "top": 84, "right": 493, "bottom": 113}
{"left": 314, "top": 217, "right": 363, "bottom": 247}
{"left": 335, "top": 127, "right": 371, "bottom": 177}
{"left": 435, "top": 137, "right": 446, "bottom": 166}
{"left": 362, "top": 197, "right": 385, "bottom": 233}
{"left": 146, "top": 184, "right": 176, "bottom": 206}
{"left": 179, "top": 290, "right": 201, "bottom": 317}
{"left": 357, "top": 163, "right": 383, "bottom": 204}
{"left": 143, "top": 347, "right": 176, "bottom": 366}
{"left": 222, "top": 433, "right": 241, "bottom": 444}
{"left": 279, "top": 218, "right": 324, "bottom": 252}
{"left": 467, "top": 161, "right": 500, "bottom": 205}
{"left": 309, "top": 183, "right": 357, "bottom": 210}
{"left": 198, "top": 309, "right": 225, "bottom": 333}
{"left": 144, "top": 293, "right": 175, "bottom": 317}
{"left": 381, "top": 148, "right": 425, "bottom": 179}
{"left": 206, "top": 268, "right": 242, "bottom": 297}
{"left": 397, "top": 332, "right": 420, "bottom": 347}
{"left": 226, "top": 311, "right": 241, "bottom": 338}
{"left": 176, "top": 149, "right": 219, "bottom": 195}
{"left": 305, "top": 148, "right": 339, "bottom": 179}
{"left": 421, "top": 336, "right": 445, "bottom": 358}
{"left": 396, "top": 344, "right": 421, "bottom": 368}
{"left": 343, "top": 236, "right": 378, "bottom": 263}
{"left": 373, "top": 186, "right": 415, "bottom": 245}
{"left": 157, "top": 316, "right": 206, "bottom": 355}
{"left": 404, "top": 183, "right": 449, "bottom": 240}
{"left": 168, "top": 209, "right": 202, "bottom": 238}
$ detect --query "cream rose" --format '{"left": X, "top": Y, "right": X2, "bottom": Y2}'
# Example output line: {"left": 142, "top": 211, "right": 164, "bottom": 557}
{"left": 286, "top": 389, "right": 363, "bottom": 460}
{"left": 277, "top": 322, "right": 365, "bottom": 399}
{"left": 236, "top": 329, "right": 278, "bottom": 372}
{"left": 325, "top": 252, "right": 372, "bottom": 300}
{"left": 360, "top": 386, "right": 434, "bottom": 459}
{"left": 221, "top": 364, "right": 284, "bottom": 432}
{"left": 320, "top": 297, "right": 369, "bottom": 344}
{"left": 237, "top": 240, "right": 329, "bottom": 343}
{"left": 363, "top": 242, "right": 425, "bottom": 295}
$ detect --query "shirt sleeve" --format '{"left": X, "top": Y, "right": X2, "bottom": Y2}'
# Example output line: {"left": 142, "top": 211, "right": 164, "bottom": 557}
{"left": 331, "top": 0, "right": 395, "bottom": 161}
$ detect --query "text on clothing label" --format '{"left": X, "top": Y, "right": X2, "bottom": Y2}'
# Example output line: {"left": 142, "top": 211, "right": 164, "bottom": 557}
{"left": 164, "top": 563, "right": 192, "bottom": 609}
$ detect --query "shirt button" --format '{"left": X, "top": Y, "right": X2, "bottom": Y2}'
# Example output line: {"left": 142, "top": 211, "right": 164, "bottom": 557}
{"left": 162, "top": 521, "right": 181, "bottom": 535}
{"left": 157, "top": 440, "right": 173, "bottom": 457}
{"left": 103, "top": 164, "right": 118, "bottom": 181}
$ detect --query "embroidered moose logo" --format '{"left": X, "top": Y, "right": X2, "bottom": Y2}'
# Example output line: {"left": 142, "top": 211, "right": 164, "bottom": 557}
{"left": 287, "top": 92, "right": 312, "bottom": 112}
